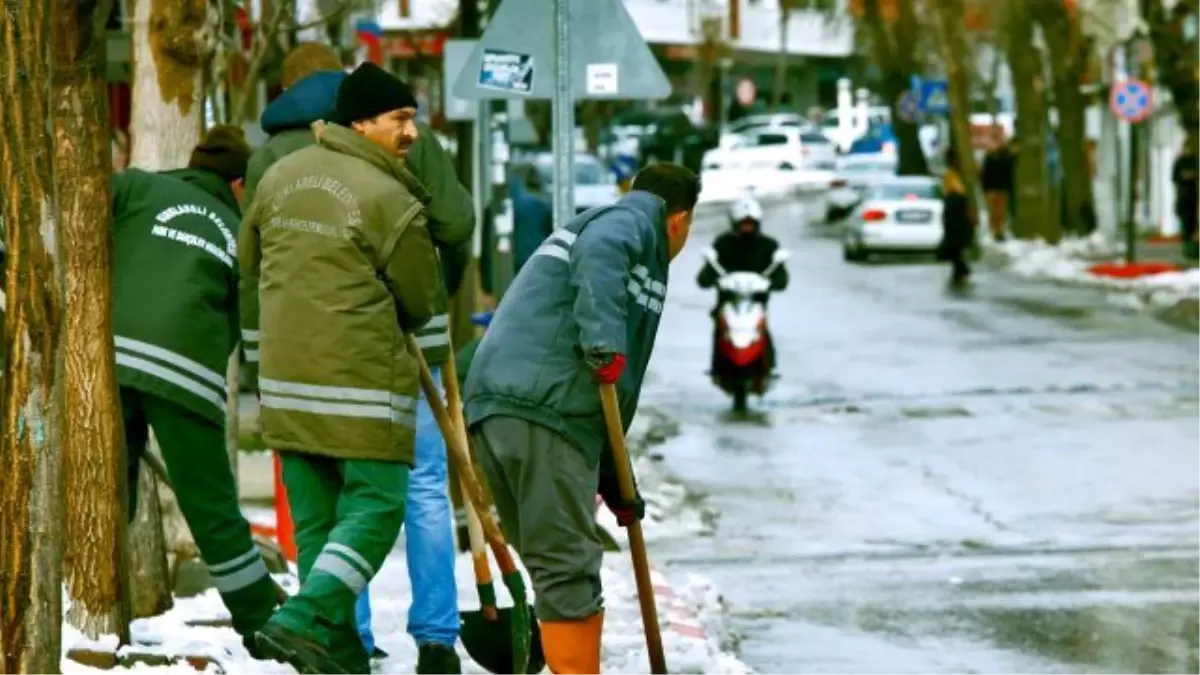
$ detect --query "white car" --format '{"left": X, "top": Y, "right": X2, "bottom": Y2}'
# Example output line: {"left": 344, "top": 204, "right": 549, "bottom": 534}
{"left": 703, "top": 127, "right": 837, "bottom": 173}
{"left": 532, "top": 153, "right": 621, "bottom": 215}
{"left": 842, "top": 176, "right": 944, "bottom": 261}
{"left": 826, "top": 153, "right": 898, "bottom": 221}
{"left": 718, "top": 113, "right": 811, "bottom": 149}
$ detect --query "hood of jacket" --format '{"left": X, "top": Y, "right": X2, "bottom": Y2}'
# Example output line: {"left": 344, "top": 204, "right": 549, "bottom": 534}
{"left": 260, "top": 71, "right": 346, "bottom": 135}
{"left": 161, "top": 167, "right": 240, "bottom": 215}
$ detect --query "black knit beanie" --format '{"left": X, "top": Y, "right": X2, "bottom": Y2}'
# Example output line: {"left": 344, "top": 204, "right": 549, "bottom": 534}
{"left": 332, "top": 62, "right": 418, "bottom": 126}
{"left": 188, "top": 125, "right": 251, "bottom": 182}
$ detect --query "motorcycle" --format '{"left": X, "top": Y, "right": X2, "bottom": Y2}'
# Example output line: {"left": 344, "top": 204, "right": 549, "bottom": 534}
{"left": 704, "top": 247, "right": 789, "bottom": 411}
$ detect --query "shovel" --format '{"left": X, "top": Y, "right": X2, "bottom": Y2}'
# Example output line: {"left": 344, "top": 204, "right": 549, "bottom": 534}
{"left": 440, "top": 350, "right": 545, "bottom": 674}
{"left": 599, "top": 383, "right": 668, "bottom": 674}
{"left": 405, "top": 335, "right": 536, "bottom": 675}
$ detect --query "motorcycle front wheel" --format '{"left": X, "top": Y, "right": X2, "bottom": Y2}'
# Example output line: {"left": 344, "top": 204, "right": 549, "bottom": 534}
{"left": 731, "top": 382, "right": 749, "bottom": 412}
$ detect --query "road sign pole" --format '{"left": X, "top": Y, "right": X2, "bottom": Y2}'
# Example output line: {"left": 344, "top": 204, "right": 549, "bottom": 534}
{"left": 1125, "top": 119, "right": 1140, "bottom": 264}
{"left": 552, "top": 0, "right": 575, "bottom": 229}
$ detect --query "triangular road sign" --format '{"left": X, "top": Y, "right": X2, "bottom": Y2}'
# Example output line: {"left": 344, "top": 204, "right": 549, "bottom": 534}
{"left": 452, "top": 0, "right": 671, "bottom": 101}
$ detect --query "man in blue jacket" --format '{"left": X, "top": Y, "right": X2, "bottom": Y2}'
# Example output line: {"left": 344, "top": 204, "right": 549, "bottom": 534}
{"left": 244, "top": 44, "right": 472, "bottom": 674}
{"left": 464, "top": 162, "right": 700, "bottom": 674}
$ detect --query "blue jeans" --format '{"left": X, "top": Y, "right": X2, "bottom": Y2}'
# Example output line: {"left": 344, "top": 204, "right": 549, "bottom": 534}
{"left": 357, "top": 366, "right": 459, "bottom": 650}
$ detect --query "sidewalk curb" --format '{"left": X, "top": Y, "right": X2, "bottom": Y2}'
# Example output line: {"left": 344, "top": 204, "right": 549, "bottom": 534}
{"left": 593, "top": 495, "right": 713, "bottom": 645}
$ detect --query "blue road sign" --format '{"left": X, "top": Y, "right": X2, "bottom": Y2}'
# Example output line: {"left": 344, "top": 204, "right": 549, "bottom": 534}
{"left": 918, "top": 79, "right": 950, "bottom": 114}
{"left": 897, "top": 89, "right": 921, "bottom": 123}
{"left": 1109, "top": 78, "right": 1152, "bottom": 123}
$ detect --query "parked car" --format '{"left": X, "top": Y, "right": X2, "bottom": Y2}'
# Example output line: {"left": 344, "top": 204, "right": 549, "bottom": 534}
{"left": 528, "top": 152, "right": 621, "bottom": 215}
{"left": 718, "top": 113, "right": 811, "bottom": 149}
{"left": 605, "top": 107, "right": 716, "bottom": 174}
{"left": 841, "top": 176, "right": 944, "bottom": 262}
{"left": 703, "top": 127, "right": 837, "bottom": 173}
{"left": 826, "top": 153, "right": 898, "bottom": 221}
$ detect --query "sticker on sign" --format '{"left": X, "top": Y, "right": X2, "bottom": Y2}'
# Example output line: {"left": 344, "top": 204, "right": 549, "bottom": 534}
{"left": 478, "top": 48, "right": 534, "bottom": 94}
{"left": 586, "top": 63, "right": 618, "bottom": 95}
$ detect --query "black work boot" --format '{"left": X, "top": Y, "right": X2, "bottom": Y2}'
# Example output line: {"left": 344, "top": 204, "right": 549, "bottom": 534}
{"left": 255, "top": 622, "right": 358, "bottom": 674}
{"left": 416, "top": 643, "right": 462, "bottom": 674}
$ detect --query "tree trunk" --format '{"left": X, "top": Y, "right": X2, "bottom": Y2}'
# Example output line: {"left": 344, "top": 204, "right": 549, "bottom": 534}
{"left": 0, "top": 1, "right": 67, "bottom": 672}
{"left": 52, "top": 0, "right": 132, "bottom": 643}
{"left": 1036, "top": 1, "right": 1095, "bottom": 236}
{"left": 929, "top": 0, "right": 982, "bottom": 215}
{"left": 772, "top": 12, "right": 790, "bottom": 109}
{"left": 128, "top": 0, "right": 215, "bottom": 169}
{"left": 127, "top": 460, "right": 174, "bottom": 619}
{"left": 865, "top": 0, "right": 929, "bottom": 175}
{"left": 126, "top": 0, "right": 215, "bottom": 610}
{"left": 1004, "top": 0, "right": 1057, "bottom": 242}
{"left": 1144, "top": 0, "right": 1200, "bottom": 148}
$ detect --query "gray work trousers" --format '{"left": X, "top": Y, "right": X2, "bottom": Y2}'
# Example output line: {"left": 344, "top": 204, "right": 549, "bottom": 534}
{"left": 471, "top": 415, "right": 604, "bottom": 621}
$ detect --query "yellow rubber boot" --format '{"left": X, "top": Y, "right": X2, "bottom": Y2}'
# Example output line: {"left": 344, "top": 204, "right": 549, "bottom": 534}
{"left": 541, "top": 612, "right": 604, "bottom": 674}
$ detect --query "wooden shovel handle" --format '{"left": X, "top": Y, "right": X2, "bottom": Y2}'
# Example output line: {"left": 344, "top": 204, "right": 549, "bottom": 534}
{"left": 599, "top": 383, "right": 668, "bottom": 674}
{"left": 407, "top": 335, "right": 521, "bottom": 576}
{"left": 440, "top": 360, "right": 493, "bottom": 589}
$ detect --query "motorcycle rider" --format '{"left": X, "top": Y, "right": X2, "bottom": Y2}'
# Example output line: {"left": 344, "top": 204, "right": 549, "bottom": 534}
{"left": 697, "top": 195, "right": 789, "bottom": 375}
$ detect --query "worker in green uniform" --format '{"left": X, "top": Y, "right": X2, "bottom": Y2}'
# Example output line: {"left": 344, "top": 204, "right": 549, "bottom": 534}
{"left": 240, "top": 63, "right": 442, "bottom": 674}
{"left": 111, "top": 126, "right": 278, "bottom": 651}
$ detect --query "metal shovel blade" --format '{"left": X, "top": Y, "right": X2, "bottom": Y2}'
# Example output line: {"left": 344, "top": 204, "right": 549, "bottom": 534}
{"left": 461, "top": 605, "right": 545, "bottom": 674}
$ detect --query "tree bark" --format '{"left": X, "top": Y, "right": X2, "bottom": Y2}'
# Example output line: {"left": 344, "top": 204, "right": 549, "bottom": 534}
{"left": 928, "top": 0, "right": 982, "bottom": 215}
{"left": 0, "top": 1, "right": 67, "bottom": 672}
{"left": 1144, "top": 0, "right": 1200, "bottom": 148}
{"left": 128, "top": 0, "right": 216, "bottom": 169}
{"left": 1035, "top": 0, "right": 1095, "bottom": 236}
{"left": 126, "top": 0, "right": 216, "bottom": 614}
{"left": 127, "top": 460, "right": 174, "bottom": 619}
{"left": 52, "top": 0, "right": 132, "bottom": 644}
{"left": 865, "top": 0, "right": 929, "bottom": 175}
{"left": 1004, "top": 0, "right": 1057, "bottom": 242}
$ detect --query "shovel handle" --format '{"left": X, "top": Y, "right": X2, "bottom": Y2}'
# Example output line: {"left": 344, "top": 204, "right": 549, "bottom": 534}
{"left": 407, "top": 335, "right": 522, "bottom": 577}
{"left": 599, "top": 383, "right": 668, "bottom": 674}
{"left": 441, "top": 359, "right": 498, "bottom": 619}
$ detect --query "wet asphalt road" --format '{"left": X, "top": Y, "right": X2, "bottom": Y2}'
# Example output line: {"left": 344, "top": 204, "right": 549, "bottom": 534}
{"left": 641, "top": 198, "right": 1200, "bottom": 674}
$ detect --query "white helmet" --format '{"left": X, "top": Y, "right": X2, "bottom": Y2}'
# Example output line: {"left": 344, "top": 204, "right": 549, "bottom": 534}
{"left": 729, "top": 194, "right": 763, "bottom": 224}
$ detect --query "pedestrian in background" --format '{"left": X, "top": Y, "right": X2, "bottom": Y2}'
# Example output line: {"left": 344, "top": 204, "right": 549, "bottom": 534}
{"left": 939, "top": 154, "right": 975, "bottom": 288}
{"left": 240, "top": 63, "right": 442, "bottom": 674}
{"left": 243, "top": 43, "right": 473, "bottom": 673}
{"left": 980, "top": 129, "right": 1012, "bottom": 242}
{"left": 464, "top": 163, "right": 700, "bottom": 674}
{"left": 509, "top": 163, "right": 554, "bottom": 276}
{"left": 1172, "top": 135, "right": 1198, "bottom": 261}
{"left": 110, "top": 126, "right": 280, "bottom": 655}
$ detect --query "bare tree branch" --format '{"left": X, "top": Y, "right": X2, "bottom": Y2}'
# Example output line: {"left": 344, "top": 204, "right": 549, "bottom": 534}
{"left": 224, "top": 0, "right": 361, "bottom": 124}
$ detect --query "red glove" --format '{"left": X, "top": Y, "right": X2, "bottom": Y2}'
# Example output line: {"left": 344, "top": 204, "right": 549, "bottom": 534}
{"left": 591, "top": 353, "right": 626, "bottom": 384}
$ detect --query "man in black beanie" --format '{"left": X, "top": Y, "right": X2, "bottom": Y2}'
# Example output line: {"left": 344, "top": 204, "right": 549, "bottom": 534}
{"left": 241, "top": 46, "right": 474, "bottom": 675}
{"left": 110, "top": 125, "right": 280, "bottom": 655}
{"left": 239, "top": 62, "right": 446, "bottom": 674}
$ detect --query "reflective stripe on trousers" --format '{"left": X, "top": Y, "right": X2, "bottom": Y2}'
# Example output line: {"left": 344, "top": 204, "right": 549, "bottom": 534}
{"left": 208, "top": 547, "right": 271, "bottom": 594}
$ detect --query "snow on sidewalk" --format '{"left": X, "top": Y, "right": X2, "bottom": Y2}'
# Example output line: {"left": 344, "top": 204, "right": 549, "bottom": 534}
{"left": 986, "top": 233, "right": 1200, "bottom": 311}
{"left": 63, "top": 409, "right": 748, "bottom": 674}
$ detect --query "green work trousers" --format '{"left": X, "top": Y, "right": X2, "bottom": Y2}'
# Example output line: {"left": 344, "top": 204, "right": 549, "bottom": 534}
{"left": 270, "top": 451, "right": 410, "bottom": 665}
{"left": 121, "top": 387, "right": 277, "bottom": 637}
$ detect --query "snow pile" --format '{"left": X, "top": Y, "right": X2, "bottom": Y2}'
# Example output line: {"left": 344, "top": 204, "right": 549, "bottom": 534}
{"left": 62, "top": 406, "right": 743, "bottom": 675}
{"left": 986, "top": 233, "right": 1200, "bottom": 311}
{"left": 62, "top": 549, "right": 747, "bottom": 674}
